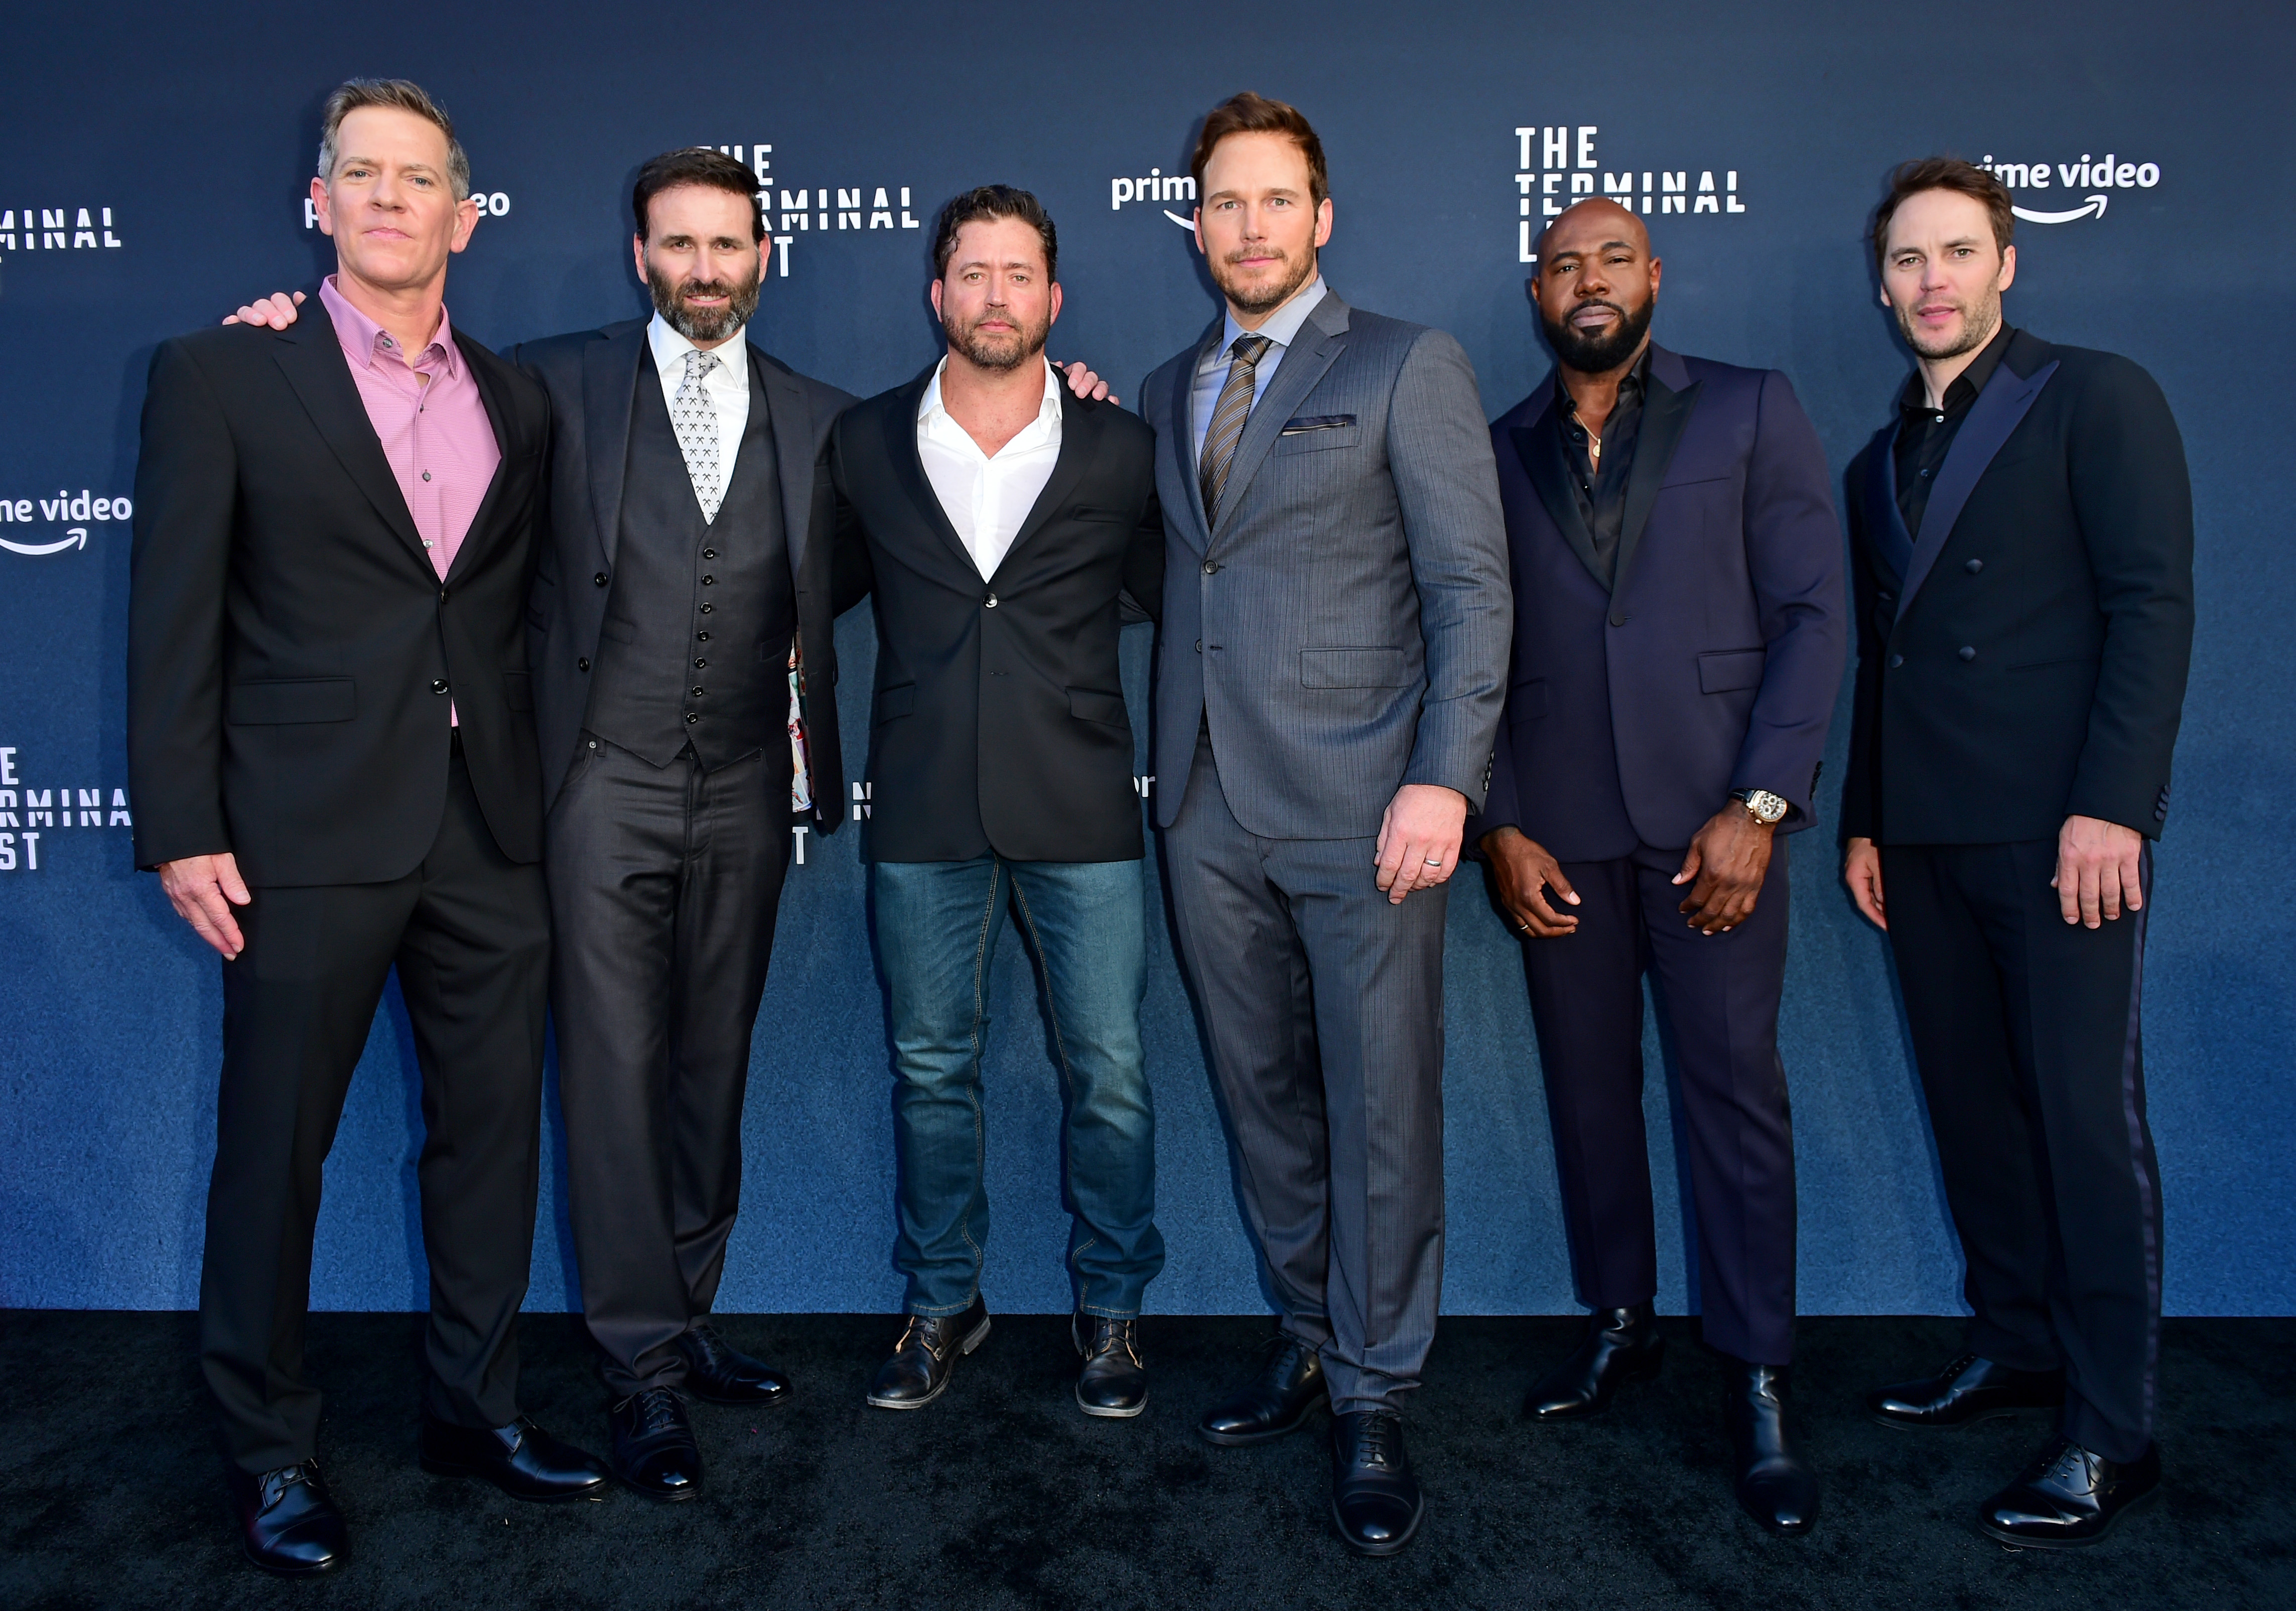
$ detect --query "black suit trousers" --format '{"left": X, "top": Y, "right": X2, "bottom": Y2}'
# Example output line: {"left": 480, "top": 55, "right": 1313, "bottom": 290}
{"left": 547, "top": 737, "right": 792, "bottom": 1395}
{"left": 1881, "top": 840, "right": 2162, "bottom": 1463}
{"left": 1518, "top": 839, "right": 1798, "bottom": 1366}
{"left": 201, "top": 748, "right": 550, "bottom": 1473}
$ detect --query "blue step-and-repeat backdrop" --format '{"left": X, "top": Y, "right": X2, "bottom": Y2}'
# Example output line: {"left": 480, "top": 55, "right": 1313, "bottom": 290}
{"left": 2, "top": 1, "right": 2290, "bottom": 1318}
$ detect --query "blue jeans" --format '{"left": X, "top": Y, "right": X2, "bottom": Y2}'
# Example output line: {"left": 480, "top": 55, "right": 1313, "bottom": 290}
{"left": 871, "top": 855, "right": 1163, "bottom": 1318}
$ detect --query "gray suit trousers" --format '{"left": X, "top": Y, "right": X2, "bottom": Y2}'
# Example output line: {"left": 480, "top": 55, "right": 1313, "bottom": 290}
{"left": 1164, "top": 729, "right": 1447, "bottom": 1414}
{"left": 548, "top": 736, "right": 791, "bottom": 1395}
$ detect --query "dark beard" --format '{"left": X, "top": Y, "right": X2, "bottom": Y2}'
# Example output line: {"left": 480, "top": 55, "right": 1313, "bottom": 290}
{"left": 1542, "top": 296, "right": 1655, "bottom": 373}
{"left": 647, "top": 261, "right": 762, "bottom": 344}
{"left": 1212, "top": 244, "right": 1317, "bottom": 318}
{"left": 948, "top": 307, "right": 1051, "bottom": 372}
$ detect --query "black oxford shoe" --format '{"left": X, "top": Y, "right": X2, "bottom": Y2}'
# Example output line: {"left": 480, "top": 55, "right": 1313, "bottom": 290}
{"left": 420, "top": 1412, "right": 610, "bottom": 1502}
{"left": 1867, "top": 1353, "right": 2066, "bottom": 1431}
{"left": 609, "top": 1387, "right": 703, "bottom": 1501}
{"left": 866, "top": 1295, "right": 991, "bottom": 1410}
{"left": 1199, "top": 1332, "right": 1328, "bottom": 1447}
{"left": 1075, "top": 1312, "right": 1148, "bottom": 1418}
{"left": 1726, "top": 1363, "right": 1820, "bottom": 1536}
{"left": 1978, "top": 1436, "right": 2159, "bottom": 1548}
{"left": 1330, "top": 1410, "right": 1425, "bottom": 1556}
{"left": 1525, "top": 1304, "right": 1664, "bottom": 1421}
{"left": 225, "top": 1458, "right": 347, "bottom": 1577}
{"left": 676, "top": 1321, "right": 792, "bottom": 1408}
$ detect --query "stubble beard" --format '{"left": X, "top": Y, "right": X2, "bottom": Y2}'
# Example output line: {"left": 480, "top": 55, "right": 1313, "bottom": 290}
{"left": 948, "top": 306, "right": 1051, "bottom": 372}
{"left": 1897, "top": 289, "right": 2001, "bottom": 362}
{"left": 1212, "top": 243, "right": 1317, "bottom": 319}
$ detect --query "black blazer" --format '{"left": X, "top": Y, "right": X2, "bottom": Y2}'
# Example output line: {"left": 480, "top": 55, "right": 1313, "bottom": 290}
{"left": 127, "top": 314, "right": 550, "bottom": 886}
{"left": 1471, "top": 345, "right": 1844, "bottom": 861}
{"left": 1841, "top": 329, "right": 2195, "bottom": 845}
{"left": 830, "top": 369, "right": 1164, "bottom": 863}
{"left": 506, "top": 319, "right": 857, "bottom": 821}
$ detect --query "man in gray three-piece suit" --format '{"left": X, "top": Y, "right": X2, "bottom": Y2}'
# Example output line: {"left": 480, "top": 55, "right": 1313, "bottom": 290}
{"left": 1141, "top": 93, "right": 1510, "bottom": 1558}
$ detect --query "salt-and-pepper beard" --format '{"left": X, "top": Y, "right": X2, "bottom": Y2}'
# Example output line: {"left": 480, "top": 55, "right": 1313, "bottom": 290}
{"left": 647, "top": 259, "right": 762, "bottom": 345}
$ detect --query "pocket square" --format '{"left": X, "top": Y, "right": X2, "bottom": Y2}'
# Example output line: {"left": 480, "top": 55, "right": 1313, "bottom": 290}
{"left": 1279, "top": 414, "right": 1356, "bottom": 434}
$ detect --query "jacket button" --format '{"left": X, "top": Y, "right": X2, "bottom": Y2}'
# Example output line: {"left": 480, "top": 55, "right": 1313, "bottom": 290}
{"left": 1958, "top": 645, "right": 1977, "bottom": 661}
{"left": 1203, "top": 561, "right": 1219, "bottom": 575}
{"left": 1889, "top": 654, "right": 1905, "bottom": 668}
{"left": 701, "top": 575, "right": 716, "bottom": 586}
{"left": 699, "top": 602, "right": 713, "bottom": 613}
{"left": 438, "top": 586, "right": 449, "bottom": 603}
{"left": 431, "top": 679, "right": 450, "bottom": 695}
{"left": 703, "top": 548, "right": 717, "bottom": 560}
{"left": 1608, "top": 612, "right": 1627, "bottom": 627}
{"left": 1965, "top": 558, "right": 1984, "bottom": 574}
{"left": 694, "top": 657, "right": 707, "bottom": 668}
{"left": 594, "top": 572, "right": 608, "bottom": 587}
{"left": 692, "top": 685, "right": 706, "bottom": 697}
{"left": 985, "top": 593, "right": 999, "bottom": 608}
{"left": 577, "top": 657, "right": 590, "bottom": 672}
{"left": 1194, "top": 639, "right": 1202, "bottom": 652}
{"left": 685, "top": 712, "right": 700, "bottom": 725}
{"left": 1876, "top": 591, "right": 1895, "bottom": 603}
{"left": 696, "top": 631, "right": 710, "bottom": 642}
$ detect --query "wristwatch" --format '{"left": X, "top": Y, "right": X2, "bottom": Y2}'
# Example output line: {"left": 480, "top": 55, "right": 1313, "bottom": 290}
{"left": 1731, "top": 788, "right": 1789, "bottom": 826}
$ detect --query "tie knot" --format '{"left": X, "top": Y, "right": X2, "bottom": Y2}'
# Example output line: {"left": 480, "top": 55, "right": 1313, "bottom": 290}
{"left": 1230, "top": 334, "right": 1273, "bottom": 365}
{"left": 686, "top": 349, "right": 721, "bottom": 380}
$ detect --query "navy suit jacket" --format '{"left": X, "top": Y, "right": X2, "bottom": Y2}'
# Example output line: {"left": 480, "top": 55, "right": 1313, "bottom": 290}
{"left": 1471, "top": 344, "right": 1845, "bottom": 861}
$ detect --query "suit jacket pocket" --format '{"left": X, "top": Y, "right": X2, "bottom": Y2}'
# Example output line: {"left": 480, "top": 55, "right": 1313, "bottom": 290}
{"left": 227, "top": 676, "right": 356, "bottom": 725}
{"left": 1272, "top": 424, "right": 1359, "bottom": 455}
{"left": 1067, "top": 688, "right": 1129, "bottom": 728}
{"left": 875, "top": 684, "right": 916, "bottom": 723}
{"left": 1697, "top": 648, "right": 1768, "bottom": 694}
{"left": 502, "top": 670, "right": 534, "bottom": 712}
{"left": 1507, "top": 677, "right": 1550, "bottom": 722}
{"left": 1301, "top": 647, "right": 1410, "bottom": 688}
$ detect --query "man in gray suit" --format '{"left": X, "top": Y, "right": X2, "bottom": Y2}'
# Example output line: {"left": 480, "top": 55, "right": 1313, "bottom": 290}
{"left": 1140, "top": 92, "right": 1510, "bottom": 1557}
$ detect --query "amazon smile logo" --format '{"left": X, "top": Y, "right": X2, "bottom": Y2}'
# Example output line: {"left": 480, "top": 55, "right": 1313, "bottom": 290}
{"left": 0, "top": 489, "right": 130, "bottom": 557}
{"left": 1978, "top": 151, "right": 2161, "bottom": 224}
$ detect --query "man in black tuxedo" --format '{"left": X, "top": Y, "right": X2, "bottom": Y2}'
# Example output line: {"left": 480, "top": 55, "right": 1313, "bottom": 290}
{"left": 128, "top": 80, "right": 607, "bottom": 1578}
{"left": 1843, "top": 159, "right": 2194, "bottom": 1548}
{"left": 1468, "top": 198, "right": 1844, "bottom": 1535}
{"left": 829, "top": 188, "right": 1168, "bottom": 1418}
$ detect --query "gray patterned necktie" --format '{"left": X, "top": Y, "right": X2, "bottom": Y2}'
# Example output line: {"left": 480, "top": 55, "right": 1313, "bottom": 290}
{"left": 1199, "top": 333, "right": 1273, "bottom": 523}
{"left": 671, "top": 348, "right": 725, "bottom": 522}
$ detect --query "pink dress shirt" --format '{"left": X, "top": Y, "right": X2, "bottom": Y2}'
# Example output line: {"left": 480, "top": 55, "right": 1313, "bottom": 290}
{"left": 319, "top": 276, "right": 502, "bottom": 724}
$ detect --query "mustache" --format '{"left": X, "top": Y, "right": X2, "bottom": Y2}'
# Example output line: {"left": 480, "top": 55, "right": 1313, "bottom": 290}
{"left": 1223, "top": 244, "right": 1288, "bottom": 268}
{"left": 673, "top": 279, "right": 740, "bottom": 301}
{"left": 1568, "top": 298, "right": 1627, "bottom": 320}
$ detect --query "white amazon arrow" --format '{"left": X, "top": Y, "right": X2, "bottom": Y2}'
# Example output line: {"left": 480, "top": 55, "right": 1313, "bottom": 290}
{"left": 2012, "top": 193, "right": 2109, "bottom": 224}
{"left": 0, "top": 526, "right": 87, "bottom": 557}
{"left": 1163, "top": 209, "right": 1194, "bottom": 229}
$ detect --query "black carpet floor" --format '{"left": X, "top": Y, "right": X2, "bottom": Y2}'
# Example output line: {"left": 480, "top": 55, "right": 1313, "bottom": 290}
{"left": 1, "top": 1312, "right": 2289, "bottom": 1610}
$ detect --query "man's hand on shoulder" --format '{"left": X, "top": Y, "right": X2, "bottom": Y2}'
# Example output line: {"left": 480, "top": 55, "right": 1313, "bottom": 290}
{"left": 1057, "top": 360, "right": 1115, "bottom": 405}
{"left": 223, "top": 291, "right": 304, "bottom": 329}
{"left": 2053, "top": 814, "right": 2144, "bottom": 927}
{"left": 1375, "top": 784, "right": 1467, "bottom": 905}
{"left": 158, "top": 852, "right": 252, "bottom": 958}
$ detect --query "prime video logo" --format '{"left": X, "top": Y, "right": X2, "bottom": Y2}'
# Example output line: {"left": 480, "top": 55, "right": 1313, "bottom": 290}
{"left": 1110, "top": 169, "right": 1197, "bottom": 228}
{"left": 0, "top": 489, "right": 131, "bottom": 557}
{"left": 1980, "top": 151, "right": 2162, "bottom": 224}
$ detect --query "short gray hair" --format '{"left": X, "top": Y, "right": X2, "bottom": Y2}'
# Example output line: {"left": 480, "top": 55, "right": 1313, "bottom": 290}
{"left": 316, "top": 78, "right": 471, "bottom": 201}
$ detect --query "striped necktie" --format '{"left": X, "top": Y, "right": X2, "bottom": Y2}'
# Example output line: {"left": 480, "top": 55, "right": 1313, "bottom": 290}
{"left": 1198, "top": 333, "right": 1273, "bottom": 523}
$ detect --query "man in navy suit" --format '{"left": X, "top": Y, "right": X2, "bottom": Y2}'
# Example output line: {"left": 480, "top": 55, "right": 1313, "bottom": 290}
{"left": 1468, "top": 198, "right": 1844, "bottom": 1534}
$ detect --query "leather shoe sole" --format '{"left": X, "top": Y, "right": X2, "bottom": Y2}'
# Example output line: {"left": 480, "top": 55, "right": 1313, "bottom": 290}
{"left": 1330, "top": 1494, "right": 1425, "bottom": 1557}
{"left": 1978, "top": 1484, "right": 2158, "bottom": 1550}
{"left": 243, "top": 1542, "right": 343, "bottom": 1578}
{"left": 1075, "top": 1382, "right": 1148, "bottom": 1419}
{"left": 1869, "top": 1400, "right": 2056, "bottom": 1433}
{"left": 1199, "top": 1392, "right": 1325, "bottom": 1447}
{"left": 418, "top": 1452, "right": 608, "bottom": 1503}
{"left": 865, "top": 1311, "right": 992, "bottom": 1410}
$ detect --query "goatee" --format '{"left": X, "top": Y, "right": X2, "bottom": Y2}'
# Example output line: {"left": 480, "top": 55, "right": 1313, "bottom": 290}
{"left": 1543, "top": 296, "right": 1655, "bottom": 373}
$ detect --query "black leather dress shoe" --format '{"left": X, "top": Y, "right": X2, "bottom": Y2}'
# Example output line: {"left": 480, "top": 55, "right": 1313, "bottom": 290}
{"left": 225, "top": 1458, "right": 347, "bottom": 1577}
{"left": 1525, "top": 1304, "right": 1664, "bottom": 1421}
{"left": 1978, "top": 1436, "right": 2159, "bottom": 1548}
{"left": 676, "top": 1321, "right": 792, "bottom": 1408}
{"left": 1330, "top": 1410, "right": 1425, "bottom": 1556}
{"left": 419, "top": 1412, "right": 610, "bottom": 1502}
{"left": 1867, "top": 1353, "right": 2067, "bottom": 1430}
{"left": 866, "top": 1295, "right": 991, "bottom": 1410}
{"left": 1199, "top": 1332, "right": 1328, "bottom": 1447}
{"left": 1074, "top": 1313, "right": 1148, "bottom": 1418}
{"left": 1726, "top": 1362, "right": 1819, "bottom": 1535}
{"left": 609, "top": 1387, "right": 703, "bottom": 1501}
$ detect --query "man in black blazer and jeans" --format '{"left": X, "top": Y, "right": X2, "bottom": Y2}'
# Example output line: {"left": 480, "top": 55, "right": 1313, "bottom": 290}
{"left": 128, "top": 81, "right": 607, "bottom": 1577}
{"left": 830, "top": 188, "right": 1167, "bottom": 1418}
{"left": 1842, "top": 159, "right": 2194, "bottom": 1548}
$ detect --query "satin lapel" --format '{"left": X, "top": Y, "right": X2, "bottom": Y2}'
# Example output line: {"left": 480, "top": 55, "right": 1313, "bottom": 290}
{"left": 1865, "top": 424, "right": 1913, "bottom": 583}
{"left": 1167, "top": 318, "right": 1222, "bottom": 555}
{"left": 441, "top": 336, "right": 515, "bottom": 585}
{"left": 753, "top": 346, "right": 815, "bottom": 571}
{"left": 883, "top": 366, "right": 979, "bottom": 579}
{"left": 993, "top": 384, "right": 1101, "bottom": 583}
{"left": 582, "top": 324, "right": 645, "bottom": 571}
{"left": 1210, "top": 309, "right": 1346, "bottom": 547}
{"left": 1508, "top": 377, "right": 1606, "bottom": 588}
{"left": 1899, "top": 358, "right": 2060, "bottom": 618}
{"left": 268, "top": 322, "right": 429, "bottom": 570}
{"left": 1607, "top": 370, "right": 1701, "bottom": 602}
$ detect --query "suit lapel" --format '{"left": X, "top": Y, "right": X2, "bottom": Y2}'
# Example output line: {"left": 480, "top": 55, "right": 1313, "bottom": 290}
{"left": 1865, "top": 423, "right": 1914, "bottom": 583}
{"left": 1210, "top": 297, "right": 1348, "bottom": 547}
{"left": 1897, "top": 355, "right": 2060, "bottom": 618}
{"left": 1607, "top": 348, "right": 1700, "bottom": 602}
{"left": 1166, "top": 318, "right": 1223, "bottom": 556}
{"left": 583, "top": 322, "right": 646, "bottom": 571}
{"left": 1508, "top": 374, "right": 1607, "bottom": 588}
{"left": 751, "top": 344, "right": 816, "bottom": 572}
{"left": 269, "top": 321, "right": 430, "bottom": 571}
{"left": 441, "top": 335, "right": 515, "bottom": 584}
{"left": 884, "top": 365, "right": 979, "bottom": 579}
{"left": 992, "top": 384, "right": 1101, "bottom": 583}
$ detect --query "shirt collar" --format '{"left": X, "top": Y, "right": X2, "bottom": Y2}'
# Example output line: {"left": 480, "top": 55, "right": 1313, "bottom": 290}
{"left": 1559, "top": 341, "right": 1652, "bottom": 421}
{"left": 1899, "top": 321, "right": 2015, "bottom": 418}
{"left": 1207, "top": 276, "right": 1329, "bottom": 370}
{"left": 918, "top": 353, "right": 1061, "bottom": 426}
{"left": 319, "top": 275, "right": 459, "bottom": 376}
{"left": 647, "top": 311, "right": 750, "bottom": 393}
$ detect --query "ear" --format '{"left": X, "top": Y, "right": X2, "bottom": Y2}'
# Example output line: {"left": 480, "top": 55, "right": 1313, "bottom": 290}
{"left": 1996, "top": 242, "right": 2017, "bottom": 293}
{"left": 929, "top": 278, "right": 945, "bottom": 323}
{"left": 448, "top": 194, "right": 481, "bottom": 255}
{"left": 1047, "top": 281, "right": 1063, "bottom": 327}
{"left": 310, "top": 177, "right": 335, "bottom": 239}
{"left": 1312, "top": 196, "right": 1333, "bottom": 249}
{"left": 631, "top": 233, "right": 647, "bottom": 284}
{"left": 1191, "top": 207, "right": 1205, "bottom": 257}
{"left": 1648, "top": 255, "right": 1662, "bottom": 294}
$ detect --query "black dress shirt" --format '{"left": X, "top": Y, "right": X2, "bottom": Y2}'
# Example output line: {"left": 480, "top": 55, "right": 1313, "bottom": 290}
{"left": 1893, "top": 322, "right": 2013, "bottom": 536}
{"left": 1559, "top": 344, "right": 1650, "bottom": 585}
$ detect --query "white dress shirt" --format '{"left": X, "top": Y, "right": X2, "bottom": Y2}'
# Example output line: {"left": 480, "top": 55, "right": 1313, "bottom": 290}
{"left": 1191, "top": 276, "right": 1329, "bottom": 467}
{"left": 647, "top": 312, "right": 751, "bottom": 478}
{"left": 915, "top": 355, "right": 1064, "bottom": 580}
